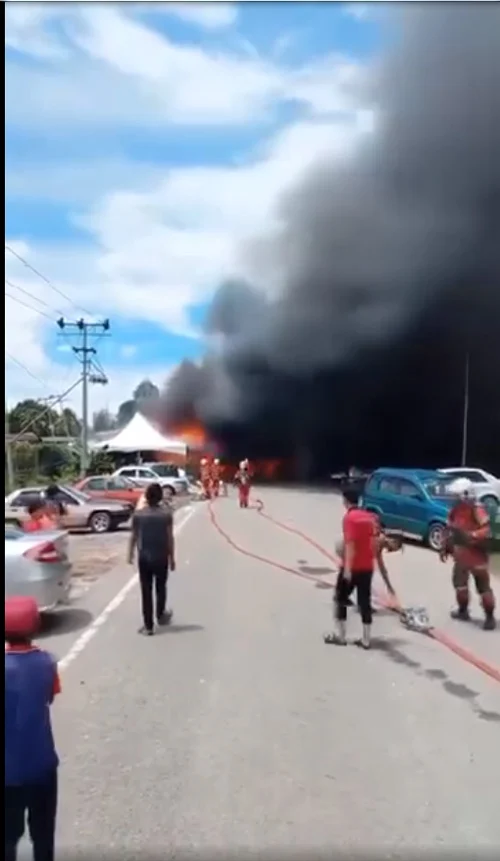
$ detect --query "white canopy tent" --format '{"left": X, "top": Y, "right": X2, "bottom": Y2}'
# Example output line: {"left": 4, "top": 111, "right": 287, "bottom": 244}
{"left": 91, "top": 412, "right": 187, "bottom": 455}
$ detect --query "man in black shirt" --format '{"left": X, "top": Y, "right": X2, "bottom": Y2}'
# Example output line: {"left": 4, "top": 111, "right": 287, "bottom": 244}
{"left": 128, "top": 483, "right": 176, "bottom": 636}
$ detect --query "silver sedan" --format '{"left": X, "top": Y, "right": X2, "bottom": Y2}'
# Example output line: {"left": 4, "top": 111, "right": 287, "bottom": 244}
{"left": 5, "top": 525, "right": 72, "bottom": 612}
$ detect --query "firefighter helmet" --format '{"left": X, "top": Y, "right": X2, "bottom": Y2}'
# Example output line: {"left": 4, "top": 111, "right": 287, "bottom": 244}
{"left": 200, "top": 458, "right": 207, "bottom": 466}
{"left": 214, "top": 458, "right": 220, "bottom": 465}
{"left": 448, "top": 477, "right": 475, "bottom": 499}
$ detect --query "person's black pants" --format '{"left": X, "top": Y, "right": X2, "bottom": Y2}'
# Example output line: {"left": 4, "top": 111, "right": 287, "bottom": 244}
{"left": 335, "top": 568, "right": 373, "bottom": 625}
{"left": 5, "top": 768, "right": 58, "bottom": 861}
{"left": 138, "top": 557, "right": 169, "bottom": 631}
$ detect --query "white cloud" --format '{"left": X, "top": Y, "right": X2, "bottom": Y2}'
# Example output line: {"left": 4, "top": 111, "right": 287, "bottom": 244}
{"left": 5, "top": 158, "right": 164, "bottom": 206}
{"left": 5, "top": 112, "right": 371, "bottom": 406}
{"left": 155, "top": 3, "right": 238, "bottom": 30}
{"left": 4, "top": 3, "right": 71, "bottom": 60}
{"left": 120, "top": 345, "right": 138, "bottom": 360}
{"left": 6, "top": 3, "right": 369, "bottom": 129}
{"left": 343, "top": 3, "right": 377, "bottom": 23}
{"left": 5, "top": 2, "right": 376, "bottom": 410}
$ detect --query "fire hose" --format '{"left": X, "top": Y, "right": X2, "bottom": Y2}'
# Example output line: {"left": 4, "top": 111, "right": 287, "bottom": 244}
{"left": 207, "top": 497, "right": 500, "bottom": 686}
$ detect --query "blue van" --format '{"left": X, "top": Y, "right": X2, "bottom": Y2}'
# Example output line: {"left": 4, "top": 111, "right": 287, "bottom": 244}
{"left": 361, "top": 468, "right": 456, "bottom": 551}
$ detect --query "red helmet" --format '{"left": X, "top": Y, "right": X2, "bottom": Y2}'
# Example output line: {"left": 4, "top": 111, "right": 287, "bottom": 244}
{"left": 5, "top": 596, "right": 40, "bottom": 638}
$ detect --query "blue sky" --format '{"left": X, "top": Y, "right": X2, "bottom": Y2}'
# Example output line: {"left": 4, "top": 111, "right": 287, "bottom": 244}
{"left": 5, "top": 1, "right": 383, "bottom": 415}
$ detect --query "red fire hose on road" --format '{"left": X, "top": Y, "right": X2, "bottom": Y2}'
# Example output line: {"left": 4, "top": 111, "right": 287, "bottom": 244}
{"left": 207, "top": 497, "right": 500, "bottom": 685}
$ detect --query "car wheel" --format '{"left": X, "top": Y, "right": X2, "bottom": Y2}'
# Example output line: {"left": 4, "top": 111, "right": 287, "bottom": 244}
{"left": 480, "top": 494, "right": 498, "bottom": 509}
{"left": 88, "top": 511, "right": 112, "bottom": 534}
{"left": 426, "top": 522, "right": 446, "bottom": 552}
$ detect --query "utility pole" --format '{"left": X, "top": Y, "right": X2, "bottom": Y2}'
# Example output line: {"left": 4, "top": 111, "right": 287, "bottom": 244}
{"left": 460, "top": 351, "right": 470, "bottom": 467}
{"left": 57, "top": 317, "right": 110, "bottom": 476}
{"left": 5, "top": 399, "right": 15, "bottom": 492}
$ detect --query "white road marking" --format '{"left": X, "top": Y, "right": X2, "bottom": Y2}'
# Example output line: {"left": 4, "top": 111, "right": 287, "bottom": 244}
{"left": 59, "top": 505, "right": 197, "bottom": 672}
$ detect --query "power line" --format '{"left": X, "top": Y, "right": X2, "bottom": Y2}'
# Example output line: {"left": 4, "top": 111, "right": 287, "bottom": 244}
{"left": 5, "top": 290, "right": 54, "bottom": 321}
{"left": 5, "top": 244, "right": 94, "bottom": 317}
{"left": 5, "top": 278, "right": 65, "bottom": 317}
{"left": 58, "top": 317, "right": 111, "bottom": 476}
{"left": 5, "top": 351, "right": 49, "bottom": 388}
{"left": 9, "top": 376, "right": 84, "bottom": 444}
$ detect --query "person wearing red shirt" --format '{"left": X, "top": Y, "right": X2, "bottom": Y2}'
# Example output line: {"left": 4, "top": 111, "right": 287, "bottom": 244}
{"left": 324, "top": 487, "right": 377, "bottom": 649}
{"left": 5, "top": 597, "right": 61, "bottom": 861}
{"left": 440, "top": 479, "right": 496, "bottom": 630}
{"left": 24, "top": 501, "right": 56, "bottom": 533}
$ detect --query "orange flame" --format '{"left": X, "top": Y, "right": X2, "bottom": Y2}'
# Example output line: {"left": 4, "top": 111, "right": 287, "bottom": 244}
{"left": 169, "top": 419, "right": 207, "bottom": 448}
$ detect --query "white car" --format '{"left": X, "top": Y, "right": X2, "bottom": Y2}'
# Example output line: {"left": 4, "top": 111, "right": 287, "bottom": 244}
{"left": 438, "top": 467, "right": 500, "bottom": 506}
{"left": 112, "top": 465, "right": 188, "bottom": 496}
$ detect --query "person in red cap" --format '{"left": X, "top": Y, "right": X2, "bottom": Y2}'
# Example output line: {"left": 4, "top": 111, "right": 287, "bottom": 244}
{"left": 5, "top": 597, "right": 61, "bottom": 861}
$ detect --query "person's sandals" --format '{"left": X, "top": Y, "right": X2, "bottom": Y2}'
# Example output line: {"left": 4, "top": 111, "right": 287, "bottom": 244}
{"left": 138, "top": 626, "right": 154, "bottom": 636}
{"left": 354, "top": 639, "right": 371, "bottom": 650}
{"left": 157, "top": 610, "right": 173, "bottom": 627}
{"left": 323, "top": 632, "right": 347, "bottom": 645}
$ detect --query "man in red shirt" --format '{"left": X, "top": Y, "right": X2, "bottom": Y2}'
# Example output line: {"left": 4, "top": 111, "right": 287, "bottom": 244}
{"left": 440, "top": 479, "right": 496, "bottom": 630}
{"left": 324, "top": 487, "right": 377, "bottom": 649}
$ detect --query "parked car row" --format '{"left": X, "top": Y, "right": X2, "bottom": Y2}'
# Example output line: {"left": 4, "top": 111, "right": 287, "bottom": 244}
{"left": 360, "top": 466, "right": 499, "bottom": 552}
{"left": 112, "top": 463, "right": 189, "bottom": 495}
{"left": 4, "top": 464, "right": 194, "bottom": 615}
{"left": 5, "top": 485, "right": 132, "bottom": 534}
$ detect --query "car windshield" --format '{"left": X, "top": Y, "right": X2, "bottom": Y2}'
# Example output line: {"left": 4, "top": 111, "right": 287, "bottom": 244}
{"left": 114, "top": 477, "right": 134, "bottom": 488}
{"left": 148, "top": 464, "right": 172, "bottom": 477}
{"left": 64, "top": 486, "right": 91, "bottom": 503}
{"left": 422, "top": 477, "right": 456, "bottom": 499}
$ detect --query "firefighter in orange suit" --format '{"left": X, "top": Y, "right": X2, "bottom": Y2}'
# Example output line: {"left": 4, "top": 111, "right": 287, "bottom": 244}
{"left": 234, "top": 459, "right": 251, "bottom": 508}
{"left": 200, "top": 458, "right": 212, "bottom": 500}
{"left": 211, "top": 459, "right": 222, "bottom": 498}
{"left": 440, "top": 478, "right": 496, "bottom": 630}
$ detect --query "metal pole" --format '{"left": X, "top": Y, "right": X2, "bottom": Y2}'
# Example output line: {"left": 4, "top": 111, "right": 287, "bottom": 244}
{"left": 5, "top": 400, "right": 15, "bottom": 492}
{"left": 81, "top": 324, "right": 89, "bottom": 477}
{"left": 460, "top": 351, "right": 470, "bottom": 466}
{"left": 57, "top": 317, "right": 110, "bottom": 477}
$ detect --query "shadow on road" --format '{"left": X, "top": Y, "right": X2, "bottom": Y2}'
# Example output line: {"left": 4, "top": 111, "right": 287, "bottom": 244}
{"left": 155, "top": 623, "right": 205, "bottom": 636}
{"left": 299, "top": 564, "right": 335, "bottom": 576}
{"left": 39, "top": 608, "right": 93, "bottom": 639}
{"left": 373, "top": 636, "right": 500, "bottom": 724}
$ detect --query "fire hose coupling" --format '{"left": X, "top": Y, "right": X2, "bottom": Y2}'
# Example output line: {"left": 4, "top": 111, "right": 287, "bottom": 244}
{"left": 400, "top": 607, "right": 432, "bottom": 634}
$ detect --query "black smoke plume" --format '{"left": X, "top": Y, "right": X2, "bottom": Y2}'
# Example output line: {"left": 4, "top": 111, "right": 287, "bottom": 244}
{"left": 163, "top": 4, "right": 500, "bottom": 477}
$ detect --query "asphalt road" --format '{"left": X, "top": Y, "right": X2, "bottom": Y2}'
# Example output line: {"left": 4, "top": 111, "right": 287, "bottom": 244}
{"left": 33, "top": 488, "right": 500, "bottom": 855}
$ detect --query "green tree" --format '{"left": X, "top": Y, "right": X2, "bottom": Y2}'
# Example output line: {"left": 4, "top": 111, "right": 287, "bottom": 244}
{"left": 8, "top": 399, "right": 59, "bottom": 438}
{"left": 56, "top": 407, "right": 81, "bottom": 437}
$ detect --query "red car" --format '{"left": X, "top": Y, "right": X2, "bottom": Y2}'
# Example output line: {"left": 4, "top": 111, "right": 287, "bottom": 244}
{"left": 73, "top": 475, "right": 143, "bottom": 507}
